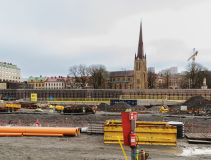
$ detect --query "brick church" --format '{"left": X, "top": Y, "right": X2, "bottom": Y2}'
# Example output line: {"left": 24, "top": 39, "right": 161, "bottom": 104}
{"left": 106, "top": 21, "right": 148, "bottom": 89}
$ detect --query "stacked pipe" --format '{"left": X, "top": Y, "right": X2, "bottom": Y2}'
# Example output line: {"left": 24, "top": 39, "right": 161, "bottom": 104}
{"left": 0, "top": 126, "right": 80, "bottom": 137}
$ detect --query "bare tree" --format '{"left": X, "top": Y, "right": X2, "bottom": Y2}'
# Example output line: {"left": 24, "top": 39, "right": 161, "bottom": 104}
{"left": 87, "top": 64, "right": 108, "bottom": 89}
{"left": 147, "top": 70, "right": 157, "bottom": 89}
{"left": 185, "top": 63, "right": 208, "bottom": 89}
{"left": 161, "top": 69, "right": 170, "bottom": 89}
{"left": 68, "top": 64, "right": 89, "bottom": 89}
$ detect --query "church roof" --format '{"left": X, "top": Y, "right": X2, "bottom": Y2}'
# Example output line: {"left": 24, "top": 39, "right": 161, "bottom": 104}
{"left": 135, "top": 20, "right": 145, "bottom": 60}
{"left": 110, "top": 70, "right": 134, "bottom": 77}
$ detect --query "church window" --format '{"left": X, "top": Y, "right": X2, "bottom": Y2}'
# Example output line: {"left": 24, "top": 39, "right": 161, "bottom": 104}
{"left": 137, "top": 79, "right": 140, "bottom": 85}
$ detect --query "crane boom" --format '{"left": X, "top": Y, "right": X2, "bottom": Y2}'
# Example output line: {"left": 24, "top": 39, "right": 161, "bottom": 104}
{"left": 187, "top": 48, "right": 198, "bottom": 61}
{"left": 187, "top": 51, "right": 198, "bottom": 61}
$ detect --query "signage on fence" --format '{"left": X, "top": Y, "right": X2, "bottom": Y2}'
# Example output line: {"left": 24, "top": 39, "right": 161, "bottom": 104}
{"left": 181, "top": 105, "right": 187, "bottom": 111}
{"left": 31, "top": 93, "right": 37, "bottom": 102}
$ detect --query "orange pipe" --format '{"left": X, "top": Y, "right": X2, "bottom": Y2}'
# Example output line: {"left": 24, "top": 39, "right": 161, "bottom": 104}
{"left": 76, "top": 128, "right": 80, "bottom": 135}
{"left": 0, "top": 127, "right": 25, "bottom": 133}
{"left": 0, "top": 133, "right": 22, "bottom": 136}
{"left": 0, "top": 127, "right": 78, "bottom": 136}
{"left": 23, "top": 133, "right": 63, "bottom": 137}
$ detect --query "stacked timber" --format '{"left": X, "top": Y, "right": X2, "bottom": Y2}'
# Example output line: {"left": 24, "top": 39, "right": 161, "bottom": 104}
{"left": 185, "top": 133, "right": 211, "bottom": 144}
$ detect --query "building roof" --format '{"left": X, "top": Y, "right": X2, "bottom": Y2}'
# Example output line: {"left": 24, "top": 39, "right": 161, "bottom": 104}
{"left": 0, "top": 62, "right": 20, "bottom": 69}
{"left": 110, "top": 70, "right": 134, "bottom": 77}
{"left": 28, "top": 76, "right": 46, "bottom": 82}
{"left": 45, "top": 77, "right": 67, "bottom": 82}
{"left": 135, "top": 20, "right": 145, "bottom": 60}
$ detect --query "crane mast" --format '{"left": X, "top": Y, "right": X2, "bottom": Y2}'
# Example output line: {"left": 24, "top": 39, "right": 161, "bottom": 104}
{"left": 187, "top": 48, "right": 198, "bottom": 70}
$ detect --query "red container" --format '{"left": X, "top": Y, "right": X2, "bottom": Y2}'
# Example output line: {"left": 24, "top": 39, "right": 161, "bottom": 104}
{"left": 121, "top": 112, "right": 131, "bottom": 146}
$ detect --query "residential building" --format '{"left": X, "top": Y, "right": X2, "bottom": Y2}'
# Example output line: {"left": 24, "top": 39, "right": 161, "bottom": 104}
{"left": 0, "top": 62, "right": 21, "bottom": 82}
{"left": 28, "top": 76, "right": 46, "bottom": 89}
{"left": 45, "top": 76, "right": 67, "bottom": 89}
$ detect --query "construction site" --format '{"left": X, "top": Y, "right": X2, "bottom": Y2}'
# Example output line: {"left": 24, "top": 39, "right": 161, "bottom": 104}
{"left": 0, "top": 92, "right": 210, "bottom": 160}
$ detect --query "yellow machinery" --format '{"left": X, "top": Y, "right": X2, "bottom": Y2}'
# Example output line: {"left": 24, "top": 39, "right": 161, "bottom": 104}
{"left": 104, "top": 120, "right": 177, "bottom": 145}
{"left": 159, "top": 106, "right": 169, "bottom": 113}
{"left": 0, "top": 103, "right": 21, "bottom": 112}
{"left": 55, "top": 105, "right": 64, "bottom": 113}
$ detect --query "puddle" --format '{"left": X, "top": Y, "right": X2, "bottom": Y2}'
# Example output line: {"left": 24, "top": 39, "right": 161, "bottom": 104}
{"left": 180, "top": 147, "right": 211, "bottom": 156}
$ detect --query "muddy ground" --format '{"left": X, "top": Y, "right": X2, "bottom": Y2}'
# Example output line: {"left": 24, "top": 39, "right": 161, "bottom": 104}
{"left": 0, "top": 109, "right": 211, "bottom": 159}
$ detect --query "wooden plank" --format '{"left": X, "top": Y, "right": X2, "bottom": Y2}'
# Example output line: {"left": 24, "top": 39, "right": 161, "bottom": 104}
{"left": 188, "top": 139, "right": 211, "bottom": 144}
{"left": 185, "top": 133, "right": 211, "bottom": 140}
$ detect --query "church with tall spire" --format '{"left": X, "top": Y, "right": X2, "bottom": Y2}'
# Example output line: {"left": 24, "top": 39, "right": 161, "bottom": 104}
{"left": 106, "top": 21, "right": 148, "bottom": 89}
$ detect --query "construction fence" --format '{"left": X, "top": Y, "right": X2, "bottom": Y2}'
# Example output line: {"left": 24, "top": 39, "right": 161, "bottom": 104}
{"left": 0, "top": 120, "right": 210, "bottom": 134}
{"left": 184, "top": 123, "right": 211, "bottom": 134}
{"left": 36, "top": 95, "right": 211, "bottom": 102}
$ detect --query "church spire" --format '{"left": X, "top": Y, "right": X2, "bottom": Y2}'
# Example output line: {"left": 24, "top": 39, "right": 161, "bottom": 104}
{"left": 136, "top": 20, "right": 144, "bottom": 60}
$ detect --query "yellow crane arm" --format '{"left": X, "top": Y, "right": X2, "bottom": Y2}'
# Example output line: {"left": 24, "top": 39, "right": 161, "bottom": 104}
{"left": 187, "top": 51, "right": 198, "bottom": 61}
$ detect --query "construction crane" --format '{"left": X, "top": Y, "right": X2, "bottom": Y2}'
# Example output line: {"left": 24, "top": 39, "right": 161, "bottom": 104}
{"left": 187, "top": 48, "right": 198, "bottom": 67}
{"left": 187, "top": 48, "right": 198, "bottom": 89}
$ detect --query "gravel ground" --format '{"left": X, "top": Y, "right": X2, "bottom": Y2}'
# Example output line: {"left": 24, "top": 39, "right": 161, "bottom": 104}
{"left": 0, "top": 134, "right": 210, "bottom": 160}
{"left": 0, "top": 109, "right": 211, "bottom": 159}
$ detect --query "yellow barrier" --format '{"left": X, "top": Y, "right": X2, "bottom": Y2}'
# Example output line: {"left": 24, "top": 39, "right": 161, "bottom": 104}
{"left": 6, "top": 103, "right": 21, "bottom": 109}
{"left": 104, "top": 120, "right": 177, "bottom": 146}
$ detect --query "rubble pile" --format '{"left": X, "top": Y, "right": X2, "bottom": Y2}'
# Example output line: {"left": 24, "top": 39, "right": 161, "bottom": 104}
{"left": 169, "top": 96, "right": 211, "bottom": 115}
{"left": 109, "top": 102, "right": 132, "bottom": 112}
{"left": 97, "top": 103, "right": 110, "bottom": 111}
{"left": 133, "top": 105, "right": 147, "bottom": 110}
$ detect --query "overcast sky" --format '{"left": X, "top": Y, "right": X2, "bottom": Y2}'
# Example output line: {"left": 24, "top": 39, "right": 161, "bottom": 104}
{"left": 1, "top": 0, "right": 211, "bottom": 78}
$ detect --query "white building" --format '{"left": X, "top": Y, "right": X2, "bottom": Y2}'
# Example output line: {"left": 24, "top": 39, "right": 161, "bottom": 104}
{"left": 45, "top": 76, "right": 67, "bottom": 89}
{"left": 169, "top": 67, "right": 178, "bottom": 75}
{"left": 0, "top": 62, "right": 21, "bottom": 82}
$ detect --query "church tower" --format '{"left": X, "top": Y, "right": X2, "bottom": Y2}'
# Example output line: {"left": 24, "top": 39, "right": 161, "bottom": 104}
{"left": 134, "top": 21, "right": 148, "bottom": 89}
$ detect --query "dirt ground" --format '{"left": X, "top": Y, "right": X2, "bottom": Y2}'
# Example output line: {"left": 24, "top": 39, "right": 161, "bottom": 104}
{"left": 0, "top": 134, "right": 210, "bottom": 160}
{"left": 0, "top": 109, "right": 211, "bottom": 159}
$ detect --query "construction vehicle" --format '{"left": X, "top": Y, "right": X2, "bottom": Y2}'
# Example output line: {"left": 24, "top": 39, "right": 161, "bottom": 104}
{"left": 55, "top": 105, "right": 64, "bottom": 113}
{"left": 159, "top": 106, "right": 169, "bottom": 113}
{"left": 62, "top": 104, "right": 96, "bottom": 114}
{"left": 0, "top": 101, "right": 21, "bottom": 112}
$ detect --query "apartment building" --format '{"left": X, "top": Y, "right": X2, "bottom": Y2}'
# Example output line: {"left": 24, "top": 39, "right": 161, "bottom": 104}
{"left": 0, "top": 62, "right": 21, "bottom": 82}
